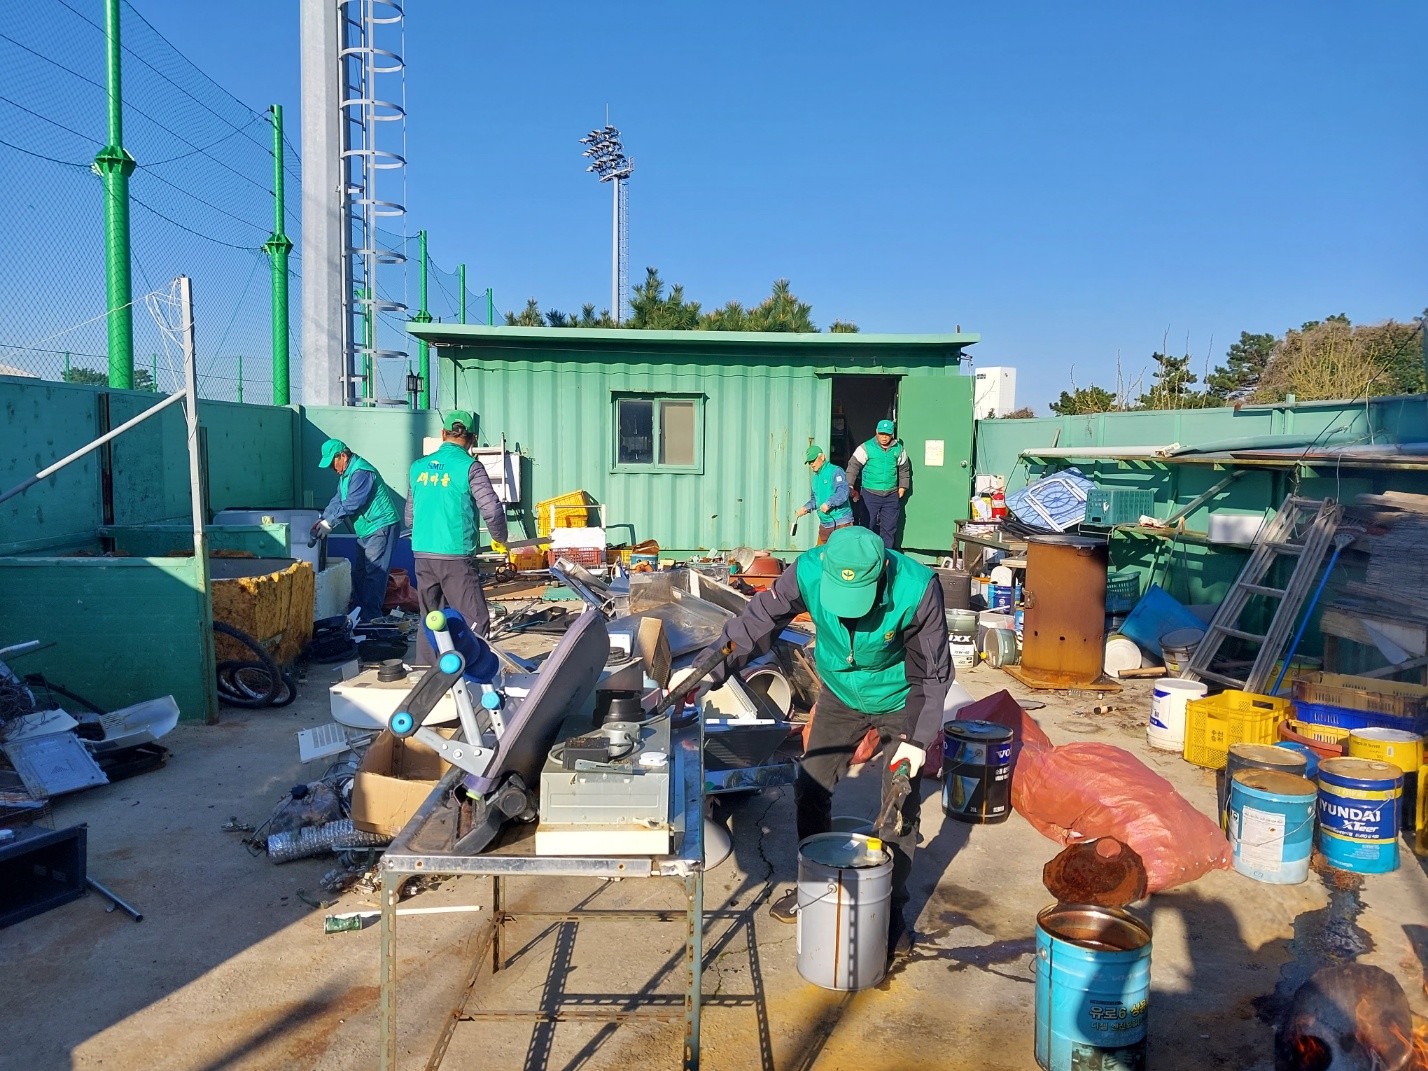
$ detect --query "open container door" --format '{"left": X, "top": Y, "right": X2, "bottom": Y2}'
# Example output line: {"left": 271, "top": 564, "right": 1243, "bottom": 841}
{"left": 897, "top": 372, "right": 974, "bottom": 553}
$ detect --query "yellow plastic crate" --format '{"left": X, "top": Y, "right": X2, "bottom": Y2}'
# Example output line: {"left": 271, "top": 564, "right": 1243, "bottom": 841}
{"left": 1183, "top": 690, "right": 1291, "bottom": 770}
{"left": 535, "top": 490, "right": 595, "bottom": 538}
{"left": 1284, "top": 718, "right": 1351, "bottom": 748}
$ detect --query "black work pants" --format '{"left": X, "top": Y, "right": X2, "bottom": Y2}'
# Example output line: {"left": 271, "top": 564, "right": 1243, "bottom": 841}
{"left": 861, "top": 489, "right": 901, "bottom": 549}
{"left": 796, "top": 690, "right": 921, "bottom": 919}
{"left": 414, "top": 555, "right": 489, "bottom": 665}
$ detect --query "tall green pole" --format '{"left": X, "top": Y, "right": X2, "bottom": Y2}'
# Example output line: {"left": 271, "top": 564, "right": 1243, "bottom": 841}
{"left": 237, "top": 355, "right": 244, "bottom": 403}
{"left": 151, "top": 352, "right": 157, "bottom": 390}
{"left": 95, "top": 0, "right": 135, "bottom": 389}
{"left": 410, "top": 229, "right": 432, "bottom": 409}
{"left": 262, "top": 104, "right": 293, "bottom": 405}
{"left": 486, "top": 287, "right": 494, "bottom": 326}
{"left": 458, "top": 263, "right": 467, "bottom": 324}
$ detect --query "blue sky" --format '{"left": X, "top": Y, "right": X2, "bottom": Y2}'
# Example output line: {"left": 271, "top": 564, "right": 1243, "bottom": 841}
{"left": 138, "top": 1, "right": 1424, "bottom": 412}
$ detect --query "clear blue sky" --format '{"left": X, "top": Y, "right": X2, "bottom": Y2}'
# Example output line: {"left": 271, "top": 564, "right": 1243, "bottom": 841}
{"left": 140, "top": 0, "right": 1425, "bottom": 412}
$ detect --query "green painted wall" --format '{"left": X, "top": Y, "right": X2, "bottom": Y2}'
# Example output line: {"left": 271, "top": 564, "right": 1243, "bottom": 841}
{"left": 972, "top": 396, "right": 1428, "bottom": 637}
{"left": 297, "top": 406, "right": 443, "bottom": 511}
{"left": 0, "top": 556, "right": 215, "bottom": 723}
{"left": 408, "top": 325, "right": 978, "bottom": 554}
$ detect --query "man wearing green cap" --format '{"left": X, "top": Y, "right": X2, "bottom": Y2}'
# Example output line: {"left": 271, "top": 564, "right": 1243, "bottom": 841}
{"left": 796, "top": 445, "right": 854, "bottom": 546}
{"left": 695, "top": 525, "right": 951, "bottom": 958}
{"left": 314, "top": 439, "right": 402, "bottom": 621}
{"left": 404, "top": 410, "right": 509, "bottom": 664}
{"left": 846, "top": 418, "right": 911, "bottom": 549}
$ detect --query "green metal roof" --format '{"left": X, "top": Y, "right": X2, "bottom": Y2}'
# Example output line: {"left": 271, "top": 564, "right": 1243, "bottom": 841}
{"left": 406, "top": 322, "right": 979, "bottom": 355}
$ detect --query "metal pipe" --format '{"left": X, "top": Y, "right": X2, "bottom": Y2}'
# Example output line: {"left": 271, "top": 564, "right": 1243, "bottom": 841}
{"left": 96, "top": 0, "right": 135, "bottom": 389}
{"left": 87, "top": 877, "right": 142, "bottom": 921}
{"left": 1020, "top": 445, "right": 1180, "bottom": 460}
{"left": 412, "top": 229, "right": 431, "bottom": 408}
{"left": 264, "top": 104, "right": 293, "bottom": 406}
{"left": 179, "top": 275, "right": 217, "bottom": 723}
{"left": 457, "top": 263, "right": 466, "bottom": 324}
{"left": 0, "top": 389, "right": 187, "bottom": 506}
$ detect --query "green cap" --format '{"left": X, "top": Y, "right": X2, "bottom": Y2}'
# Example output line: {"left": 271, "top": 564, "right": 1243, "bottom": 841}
{"left": 804, "top": 444, "right": 825, "bottom": 465}
{"left": 443, "top": 409, "right": 474, "bottom": 433}
{"left": 820, "top": 526, "right": 886, "bottom": 618}
{"left": 876, "top": 419, "right": 895, "bottom": 435}
{"left": 318, "top": 438, "right": 348, "bottom": 468}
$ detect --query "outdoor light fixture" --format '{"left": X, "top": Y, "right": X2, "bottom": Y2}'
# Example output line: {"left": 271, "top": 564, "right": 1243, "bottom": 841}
{"left": 578, "top": 121, "right": 633, "bottom": 323}
{"left": 405, "top": 370, "right": 424, "bottom": 409}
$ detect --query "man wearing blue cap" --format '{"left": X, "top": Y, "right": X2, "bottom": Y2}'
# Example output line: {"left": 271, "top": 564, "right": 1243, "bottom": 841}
{"left": 314, "top": 439, "right": 402, "bottom": 621}
{"left": 696, "top": 525, "right": 951, "bottom": 959}
{"left": 405, "top": 410, "right": 509, "bottom": 664}
{"left": 846, "top": 418, "right": 911, "bottom": 549}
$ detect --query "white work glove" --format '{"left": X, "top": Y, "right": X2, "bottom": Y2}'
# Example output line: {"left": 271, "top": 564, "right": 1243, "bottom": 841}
{"left": 890, "top": 741, "right": 925, "bottom": 777}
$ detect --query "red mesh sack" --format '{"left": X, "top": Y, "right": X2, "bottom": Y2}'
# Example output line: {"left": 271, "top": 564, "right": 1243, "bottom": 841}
{"left": 926, "top": 689, "right": 1052, "bottom": 779}
{"left": 1012, "top": 740, "right": 1232, "bottom": 893}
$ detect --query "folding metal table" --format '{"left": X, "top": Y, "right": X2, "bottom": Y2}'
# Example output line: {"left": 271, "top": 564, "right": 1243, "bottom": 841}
{"left": 378, "top": 726, "right": 706, "bottom": 1071}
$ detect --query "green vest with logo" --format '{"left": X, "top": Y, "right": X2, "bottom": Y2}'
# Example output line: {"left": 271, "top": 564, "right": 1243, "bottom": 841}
{"left": 409, "top": 442, "right": 478, "bottom": 555}
{"left": 811, "top": 463, "right": 854, "bottom": 525}
{"left": 794, "top": 546, "right": 933, "bottom": 715}
{"left": 859, "top": 438, "right": 904, "bottom": 492}
{"left": 342, "top": 457, "right": 401, "bottom": 538}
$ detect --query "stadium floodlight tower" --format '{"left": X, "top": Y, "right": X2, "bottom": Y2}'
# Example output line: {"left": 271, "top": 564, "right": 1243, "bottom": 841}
{"left": 579, "top": 123, "right": 634, "bottom": 324}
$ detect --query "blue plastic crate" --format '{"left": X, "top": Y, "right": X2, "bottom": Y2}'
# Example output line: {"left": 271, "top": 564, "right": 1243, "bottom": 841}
{"left": 1290, "top": 701, "right": 1428, "bottom": 737}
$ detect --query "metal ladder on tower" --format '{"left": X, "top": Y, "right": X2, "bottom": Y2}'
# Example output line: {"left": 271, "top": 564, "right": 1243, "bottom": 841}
{"left": 1183, "top": 497, "right": 1343, "bottom": 694}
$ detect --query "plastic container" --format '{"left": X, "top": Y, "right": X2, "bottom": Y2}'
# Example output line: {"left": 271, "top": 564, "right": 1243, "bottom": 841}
{"left": 1159, "top": 627, "right": 1205, "bottom": 677}
{"left": 1282, "top": 718, "right": 1351, "bottom": 753}
{"left": 1034, "top": 904, "right": 1151, "bottom": 1071}
{"left": 795, "top": 833, "right": 893, "bottom": 991}
{"left": 985, "top": 628, "right": 1019, "bottom": 669}
{"left": 535, "top": 490, "right": 595, "bottom": 537}
{"left": 1274, "top": 741, "right": 1322, "bottom": 782}
{"left": 1291, "top": 673, "right": 1428, "bottom": 735}
{"left": 1147, "top": 679, "right": 1208, "bottom": 752}
{"left": 1104, "top": 570, "right": 1141, "bottom": 615}
{"left": 1229, "top": 769, "right": 1317, "bottom": 885}
{"left": 1183, "top": 690, "right": 1291, "bottom": 770}
{"left": 977, "top": 610, "right": 1014, "bottom": 652}
{"left": 1347, "top": 728, "right": 1422, "bottom": 832}
{"left": 1104, "top": 635, "right": 1145, "bottom": 679}
{"left": 1317, "top": 758, "right": 1403, "bottom": 874}
{"left": 934, "top": 569, "right": 973, "bottom": 611}
{"left": 950, "top": 637, "right": 977, "bottom": 670}
{"left": 1120, "top": 586, "right": 1204, "bottom": 657}
{"left": 945, "top": 608, "right": 978, "bottom": 637}
{"left": 1083, "top": 488, "right": 1156, "bottom": 527}
{"left": 989, "top": 584, "right": 1015, "bottom": 611}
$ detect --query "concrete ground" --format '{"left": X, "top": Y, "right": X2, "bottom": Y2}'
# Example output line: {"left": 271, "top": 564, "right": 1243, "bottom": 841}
{"left": 5, "top": 653, "right": 1427, "bottom": 1071}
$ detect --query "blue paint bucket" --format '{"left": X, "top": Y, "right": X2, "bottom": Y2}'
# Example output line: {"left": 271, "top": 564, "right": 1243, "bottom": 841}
{"left": 1274, "top": 741, "right": 1321, "bottom": 782}
{"left": 1317, "top": 758, "right": 1403, "bottom": 874}
{"left": 989, "top": 583, "right": 1014, "bottom": 611}
{"left": 1228, "top": 768, "right": 1317, "bottom": 884}
{"left": 1035, "top": 904, "right": 1151, "bottom": 1071}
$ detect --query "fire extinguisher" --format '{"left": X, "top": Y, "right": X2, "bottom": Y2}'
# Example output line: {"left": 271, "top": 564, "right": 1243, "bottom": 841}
{"left": 991, "top": 488, "right": 1008, "bottom": 520}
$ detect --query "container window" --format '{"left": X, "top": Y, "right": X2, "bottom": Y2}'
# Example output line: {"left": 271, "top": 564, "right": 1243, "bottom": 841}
{"left": 612, "top": 393, "right": 703, "bottom": 473}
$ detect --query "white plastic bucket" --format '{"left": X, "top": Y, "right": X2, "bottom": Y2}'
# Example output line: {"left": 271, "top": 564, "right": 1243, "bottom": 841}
{"left": 795, "top": 832, "right": 893, "bottom": 991}
{"left": 1103, "top": 634, "right": 1143, "bottom": 678}
{"left": 1148, "top": 678, "right": 1208, "bottom": 751}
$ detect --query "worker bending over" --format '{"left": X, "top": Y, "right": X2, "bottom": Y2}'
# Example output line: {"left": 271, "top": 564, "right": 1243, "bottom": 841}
{"left": 846, "top": 418, "right": 911, "bottom": 549}
{"left": 312, "top": 439, "right": 402, "bottom": 621}
{"left": 698, "top": 525, "right": 951, "bottom": 958}
{"left": 405, "top": 410, "right": 508, "bottom": 664}
{"left": 795, "top": 444, "right": 854, "bottom": 545}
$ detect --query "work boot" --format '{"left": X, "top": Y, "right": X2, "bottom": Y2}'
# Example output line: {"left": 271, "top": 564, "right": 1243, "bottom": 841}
{"left": 769, "top": 888, "right": 799, "bottom": 924}
{"left": 888, "top": 911, "right": 914, "bottom": 960}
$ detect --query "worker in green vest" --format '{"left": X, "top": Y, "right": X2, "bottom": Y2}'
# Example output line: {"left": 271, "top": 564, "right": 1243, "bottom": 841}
{"left": 313, "top": 439, "right": 402, "bottom": 621}
{"left": 795, "top": 444, "right": 854, "bottom": 545}
{"left": 691, "top": 525, "right": 951, "bottom": 960}
{"left": 846, "top": 418, "right": 911, "bottom": 549}
{"left": 404, "top": 410, "right": 509, "bottom": 664}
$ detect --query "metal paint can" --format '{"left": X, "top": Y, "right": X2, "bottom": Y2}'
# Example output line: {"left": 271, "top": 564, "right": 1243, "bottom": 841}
{"left": 1035, "top": 903, "right": 1151, "bottom": 1071}
{"left": 1229, "top": 769, "right": 1317, "bottom": 884}
{"left": 941, "top": 720, "right": 1014, "bottom": 824}
{"left": 1218, "top": 742, "right": 1308, "bottom": 833}
{"left": 1317, "top": 757, "right": 1403, "bottom": 874}
{"left": 794, "top": 833, "right": 893, "bottom": 991}
{"left": 1347, "top": 728, "right": 1422, "bottom": 832}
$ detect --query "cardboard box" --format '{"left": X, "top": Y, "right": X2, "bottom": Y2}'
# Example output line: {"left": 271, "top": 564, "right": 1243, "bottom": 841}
{"left": 351, "top": 728, "right": 454, "bottom": 837}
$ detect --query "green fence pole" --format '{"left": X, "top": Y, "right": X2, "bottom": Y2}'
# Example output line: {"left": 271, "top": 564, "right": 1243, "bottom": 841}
{"left": 410, "top": 229, "right": 432, "bottom": 409}
{"left": 95, "top": 0, "right": 135, "bottom": 389}
{"left": 458, "top": 263, "right": 467, "bottom": 324}
{"left": 151, "top": 352, "right": 157, "bottom": 390}
{"left": 486, "top": 287, "right": 494, "bottom": 326}
{"left": 237, "top": 355, "right": 244, "bottom": 403}
{"left": 63, "top": 352, "right": 70, "bottom": 380}
{"left": 262, "top": 104, "right": 293, "bottom": 405}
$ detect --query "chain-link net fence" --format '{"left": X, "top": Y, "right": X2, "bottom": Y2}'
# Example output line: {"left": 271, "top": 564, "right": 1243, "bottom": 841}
{"left": 0, "top": 0, "right": 300, "bottom": 402}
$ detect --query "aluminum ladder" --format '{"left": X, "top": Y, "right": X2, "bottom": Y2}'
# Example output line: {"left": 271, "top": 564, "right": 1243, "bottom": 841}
{"left": 1183, "top": 496, "right": 1343, "bottom": 694}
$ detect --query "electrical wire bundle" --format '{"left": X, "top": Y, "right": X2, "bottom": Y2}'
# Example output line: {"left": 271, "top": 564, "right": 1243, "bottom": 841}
{"left": 214, "top": 621, "right": 296, "bottom": 708}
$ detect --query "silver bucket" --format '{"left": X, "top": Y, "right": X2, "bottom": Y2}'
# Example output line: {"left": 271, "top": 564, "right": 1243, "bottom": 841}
{"left": 794, "top": 832, "right": 893, "bottom": 991}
